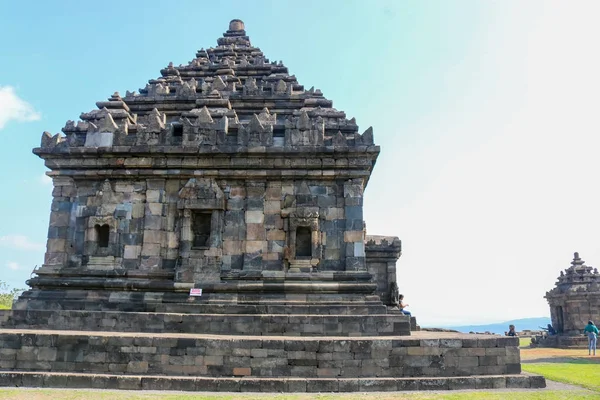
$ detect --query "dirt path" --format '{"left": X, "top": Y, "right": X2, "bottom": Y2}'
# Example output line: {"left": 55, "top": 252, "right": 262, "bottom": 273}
{"left": 0, "top": 384, "right": 594, "bottom": 400}
{"left": 521, "top": 347, "right": 600, "bottom": 363}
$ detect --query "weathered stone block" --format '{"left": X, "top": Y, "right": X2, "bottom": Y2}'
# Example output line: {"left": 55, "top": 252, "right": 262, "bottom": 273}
{"left": 43, "top": 374, "right": 68, "bottom": 388}
{"left": 529, "top": 375, "right": 546, "bottom": 388}
{"left": 458, "top": 356, "right": 479, "bottom": 368}
{"left": 146, "top": 190, "right": 162, "bottom": 203}
{"left": 287, "top": 378, "right": 307, "bottom": 392}
{"left": 245, "top": 211, "right": 264, "bottom": 224}
{"left": 307, "top": 379, "right": 338, "bottom": 392}
{"left": 475, "top": 376, "right": 506, "bottom": 389}
{"left": 246, "top": 224, "right": 266, "bottom": 240}
{"left": 127, "top": 361, "right": 149, "bottom": 374}
{"left": 123, "top": 245, "right": 141, "bottom": 259}
{"left": 245, "top": 241, "right": 265, "bottom": 253}
{"left": 239, "top": 378, "right": 262, "bottom": 392}
{"left": 359, "top": 378, "right": 397, "bottom": 391}
{"left": 506, "top": 376, "right": 530, "bottom": 388}
{"left": 233, "top": 367, "right": 251, "bottom": 376}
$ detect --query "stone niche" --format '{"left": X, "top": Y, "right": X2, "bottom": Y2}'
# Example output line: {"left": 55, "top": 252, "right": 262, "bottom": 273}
{"left": 84, "top": 215, "right": 118, "bottom": 268}
{"left": 284, "top": 208, "right": 321, "bottom": 272}
{"left": 177, "top": 178, "right": 225, "bottom": 283}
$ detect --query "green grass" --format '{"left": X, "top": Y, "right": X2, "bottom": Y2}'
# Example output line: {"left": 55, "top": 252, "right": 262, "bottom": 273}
{"left": 0, "top": 390, "right": 594, "bottom": 400}
{"left": 519, "top": 337, "right": 532, "bottom": 348}
{"left": 523, "top": 360, "right": 600, "bottom": 392}
{"left": 0, "top": 304, "right": 11, "bottom": 310}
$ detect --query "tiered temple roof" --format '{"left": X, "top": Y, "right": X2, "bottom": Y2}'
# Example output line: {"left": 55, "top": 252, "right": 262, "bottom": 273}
{"left": 40, "top": 19, "right": 373, "bottom": 153}
{"left": 547, "top": 252, "right": 600, "bottom": 295}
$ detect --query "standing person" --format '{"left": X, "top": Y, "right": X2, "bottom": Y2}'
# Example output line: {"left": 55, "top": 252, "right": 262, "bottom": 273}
{"left": 584, "top": 320, "right": 598, "bottom": 356}
{"left": 398, "top": 294, "right": 411, "bottom": 316}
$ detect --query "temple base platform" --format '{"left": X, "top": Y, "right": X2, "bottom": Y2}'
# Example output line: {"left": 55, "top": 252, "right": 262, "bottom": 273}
{"left": 0, "top": 328, "right": 544, "bottom": 392}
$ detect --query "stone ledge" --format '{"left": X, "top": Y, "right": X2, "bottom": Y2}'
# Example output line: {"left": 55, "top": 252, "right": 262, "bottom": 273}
{"left": 0, "top": 371, "right": 546, "bottom": 392}
{"left": 33, "top": 145, "right": 382, "bottom": 157}
{"left": 25, "top": 278, "right": 378, "bottom": 294}
{"left": 0, "top": 310, "right": 411, "bottom": 336}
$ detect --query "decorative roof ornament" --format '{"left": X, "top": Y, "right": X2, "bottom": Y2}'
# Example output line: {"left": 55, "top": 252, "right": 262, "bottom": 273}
{"left": 211, "top": 76, "right": 227, "bottom": 91}
{"left": 275, "top": 80, "right": 287, "bottom": 95}
{"left": 196, "top": 106, "right": 213, "bottom": 124}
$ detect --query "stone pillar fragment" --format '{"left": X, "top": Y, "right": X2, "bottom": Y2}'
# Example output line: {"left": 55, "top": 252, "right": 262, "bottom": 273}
{"left": 243, "top": 181, "right": 266, "bottom": 270}
{"left": 343, "top": 179, "right": 366, "bottom": 271}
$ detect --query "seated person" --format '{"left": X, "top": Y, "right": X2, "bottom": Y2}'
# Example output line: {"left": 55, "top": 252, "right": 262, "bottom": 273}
{"left": 547, "top": 324, "right": 556, "bottom": 335}
{"left": 505, "top": 324, "right": 518, "bottom": 336}
{"left": 399, "top": 294, "right": 411, "bottom": 316}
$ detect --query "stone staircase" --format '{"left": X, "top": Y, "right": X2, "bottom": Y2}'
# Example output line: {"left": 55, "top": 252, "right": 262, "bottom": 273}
{"left": 0, "top": 318, "right": 545, "bottom": 392}
{"left": 532, "top": 333, "right": 590, "bottom": 348}
{"left": 0, "top": 371, "right": 546, "bottom": 392}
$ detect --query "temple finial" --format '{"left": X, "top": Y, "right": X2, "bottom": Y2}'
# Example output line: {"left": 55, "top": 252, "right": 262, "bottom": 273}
{"left": 229, "top": 19, "right": 245, "bottom": 32}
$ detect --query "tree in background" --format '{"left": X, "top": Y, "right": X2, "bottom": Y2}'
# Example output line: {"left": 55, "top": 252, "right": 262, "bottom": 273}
{"left": 0, "top": 281, "right": 22, "bottom": 309}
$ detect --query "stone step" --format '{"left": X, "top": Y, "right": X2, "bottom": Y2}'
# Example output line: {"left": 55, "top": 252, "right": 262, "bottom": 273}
{"left": 14, "top": 301, "right": 389, "bottom": 315}
{"left": 532, "top": 334, "right": 590, "bottom": 348}
{"left": 0, "top": 310, "right": 411, "bottom": 336}
{"left": 154, "top": 302, "right": 388, "bottom": 315}
{"left": 0, "top": 329, "right": 523, "bottom": 379}
{"left": 0, "top": 371, "right": 546, "bottom": 392}
{"left": 15, "top": 290, "right": 389, "bottom": 315}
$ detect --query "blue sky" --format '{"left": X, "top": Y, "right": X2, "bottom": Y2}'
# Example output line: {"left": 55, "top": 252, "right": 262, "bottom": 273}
{"left": 1, "top": 1, "right": 599, "bottom": 325}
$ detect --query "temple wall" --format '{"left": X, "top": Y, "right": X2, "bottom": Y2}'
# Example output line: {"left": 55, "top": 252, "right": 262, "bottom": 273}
{"left": 548, "top": 294, "right": 600, "bottom": 334}
{"left": 0, "top": 331, "right": 521, "bottom": 378}
{"left": 43, "top": 176, "right": 368, "bottom": 283}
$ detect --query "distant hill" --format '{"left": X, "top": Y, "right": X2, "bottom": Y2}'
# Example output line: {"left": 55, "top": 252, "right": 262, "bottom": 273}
{"left": 438, "top": 317, "right": 551, "bottom": 335}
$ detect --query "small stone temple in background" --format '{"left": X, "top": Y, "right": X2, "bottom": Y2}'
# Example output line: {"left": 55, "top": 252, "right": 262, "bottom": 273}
{"left": 540, "top": 252, "right": 600, "bottom": 347}
{"left": 0, "top": 20, "right": 543, "bottom": 392}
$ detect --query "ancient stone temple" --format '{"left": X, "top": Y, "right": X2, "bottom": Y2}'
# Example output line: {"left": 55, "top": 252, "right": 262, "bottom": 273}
{"left": 539, "top": 252, "right": 600, "bottom": 347}
{"left": 19, "top": 18, "right": 398, "bottom": 313}
{"left": 0, "top": 20, "right": 544, "bottom": 392}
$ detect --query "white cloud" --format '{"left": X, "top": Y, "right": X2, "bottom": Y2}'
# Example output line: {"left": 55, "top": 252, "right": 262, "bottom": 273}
{"left": 0, "top": 235, "right": 45, "bottom": 252}
{"left": 0, "top": 86, "right": 41, "bottom": 130}
{"left": 6, "top": 261, "right": 21, "bottom": 270}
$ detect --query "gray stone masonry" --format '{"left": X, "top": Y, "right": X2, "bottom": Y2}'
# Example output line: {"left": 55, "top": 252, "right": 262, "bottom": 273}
{"left": 0, "top": 371, "right": 545, "bottom": 393}
{"left": 0, "top": 330, "right": 522, "bottom": 379}
{"left": 0, "top": 310, "right": 411, "bottom": 337}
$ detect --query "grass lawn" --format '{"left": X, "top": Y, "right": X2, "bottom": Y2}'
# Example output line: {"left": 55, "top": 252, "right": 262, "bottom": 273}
{"left": 522, "top": 360, "right": 600, "bottom": 392}
{"left": 521, "top": 345, "right": 600, "bottom": 394}
{"left": 519, "top": 337, "right": 532, "bottom": 348}
{"left": 0, "top": 390, "right": 594, "bottom": 400}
